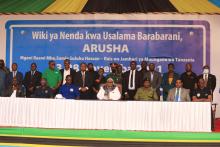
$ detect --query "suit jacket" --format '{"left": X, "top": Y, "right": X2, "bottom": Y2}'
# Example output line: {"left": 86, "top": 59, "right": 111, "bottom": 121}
{"left": 74, "top": 71, "right": 93, "bottom": 89}
{"left": 23, "top": 71, "right": 42, "bottom": 87}
{"left": 74, "top": 71, "right": 93, "bottom": 99}
{"left": 167, "top": 88, "right": 190, "bottom": 102}
{"left": 123, "top": 70, "right": 141, "bottom": 94}
{"left": 139, "top": 69, "right": 148, "bottom": 81}
{"left": 198, "top": 74, "right": 216, "bottom": 93}
{"left": 145, "top": 71, "right": 162, "bottom": 97}
{"left": 88, "top": 71, "right": 99, "bottom": 84}
{"left": 145, "top": 71, "right": 162, "bottom": 89}
{"left": 60, "top": 68, "right": 76, "bottom": 84}
{"left": 23, "top": 70, "right": 42, "bottom": 97}
{"left": 7, "top": 71, "right": 23, "bottom": 88}
{"left": 161, "top": 72, "right": 179, "bottom": 101}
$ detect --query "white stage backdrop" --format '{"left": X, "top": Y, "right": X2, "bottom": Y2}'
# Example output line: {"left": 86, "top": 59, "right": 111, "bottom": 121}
{"left": 0, "top": 13, "right": 219, "bottom": 117}
{"left": 0, "top": 98, "right": 212, "bottom": 132}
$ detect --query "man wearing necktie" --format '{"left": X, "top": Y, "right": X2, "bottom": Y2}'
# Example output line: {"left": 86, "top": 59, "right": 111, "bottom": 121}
{"left": 198, "top": 65, "right": 216, "bottom": 95}
{"left": 167, "top": 79, "right": 190, "bottom": 102}
{"left": 123, "top": 61, "right": 141, "bottom": 100}
{"left": 23, "top": 63, "right": 42, "bottom": 97}
{"left": 175, "top": 88, "right": 180, "bottom": 102}
{"left": 13, "top": 71, "right": 16, "bottom": 78}
{"left": 7, "top": 63, "right": 23, "bottom": 89}
{"left": 139, "top": 61, "right": 148, "bottom": 81}
{"left": 74, "top": 62, "right": 93, "bottom": 99}
{"left": 145, "top": 63, "right": 162, "bottom": 99}
{"left": 161, "top": 63, "right": 180, "bottom": 101}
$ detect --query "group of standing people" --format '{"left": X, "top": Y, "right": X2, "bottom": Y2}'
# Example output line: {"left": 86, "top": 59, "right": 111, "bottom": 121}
{"left": 0, "top": 59, "right": 216, "bottom": 102}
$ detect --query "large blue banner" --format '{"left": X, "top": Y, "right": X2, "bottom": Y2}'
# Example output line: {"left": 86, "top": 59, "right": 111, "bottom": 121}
{"left": 5, "top": 20, "right": 210, "bottom": 75}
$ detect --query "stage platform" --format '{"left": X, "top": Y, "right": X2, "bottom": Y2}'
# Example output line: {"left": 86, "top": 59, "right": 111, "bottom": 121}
{"left": 0, "top": 127, "right": 220, "bottom": 146}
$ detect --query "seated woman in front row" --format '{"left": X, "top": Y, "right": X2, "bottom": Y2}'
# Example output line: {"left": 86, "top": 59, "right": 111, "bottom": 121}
{"left": 97, "top": 78, "right": 121, "bottom": 100}
{"left": 134, "top": 79, "right": 158, "bottom": 101}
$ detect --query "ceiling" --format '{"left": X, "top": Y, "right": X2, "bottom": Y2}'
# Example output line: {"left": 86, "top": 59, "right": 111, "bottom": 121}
{"left": 0, "top": 0, "right": 220, "bottom": 13}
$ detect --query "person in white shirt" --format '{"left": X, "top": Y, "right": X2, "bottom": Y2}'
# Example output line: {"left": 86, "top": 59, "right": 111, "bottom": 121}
{"left": 97, "top": 78, "right": 121, "bottom": 100}
{"left": 123, "top": 61, "right": 141, "bottom": 100}
{"left": 60, "top": 59, "right": 76, "bottom": 85}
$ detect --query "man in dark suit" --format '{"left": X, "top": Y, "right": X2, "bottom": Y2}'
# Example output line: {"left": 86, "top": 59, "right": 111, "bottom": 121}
{"left": 123, "top": 61, "right": 141, "bottom": 100}
{"left": 88, "top": 63, "right": 98, "bottom": 79}
{"left": 60, "top": 59, "right": 76, "bottom": 85}
{"left": 7, "top": 63, "right": 23, "bottom": 89}
{"left": 87, "top": 63, "right": 99, "bottom": 99}
{"left": 139, "top": 60, "right": 148, "bottom": 82}
{"left": 74, "top": 63, "right": 93, "bottom": 100}
{"left": 23, "top": 63, "right": 42, "bottom": 97}
{"left": 145, "top": 63, "right": 162, "bottom": 99}
{"left": 197, "top": 65, "right": 216, "bottom": 95}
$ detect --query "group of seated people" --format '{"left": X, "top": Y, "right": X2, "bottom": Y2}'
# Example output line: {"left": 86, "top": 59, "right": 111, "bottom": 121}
{"left": 0, "top": 59, "right": 216, "bottom": 102}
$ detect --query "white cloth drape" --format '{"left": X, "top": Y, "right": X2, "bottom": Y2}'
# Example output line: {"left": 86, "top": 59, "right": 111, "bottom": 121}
{"left": 0, "top": 97, "right": 211, "bottom": 132}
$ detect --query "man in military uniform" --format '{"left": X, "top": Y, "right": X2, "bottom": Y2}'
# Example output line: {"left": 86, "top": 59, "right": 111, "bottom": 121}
{"left": 106, "top": 63, "right": 122, "bottom": 84}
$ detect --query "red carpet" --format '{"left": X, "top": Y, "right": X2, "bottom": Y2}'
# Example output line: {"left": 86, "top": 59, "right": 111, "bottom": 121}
{"left": 214, "top": 118, "right": 220, "bottom": 132}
